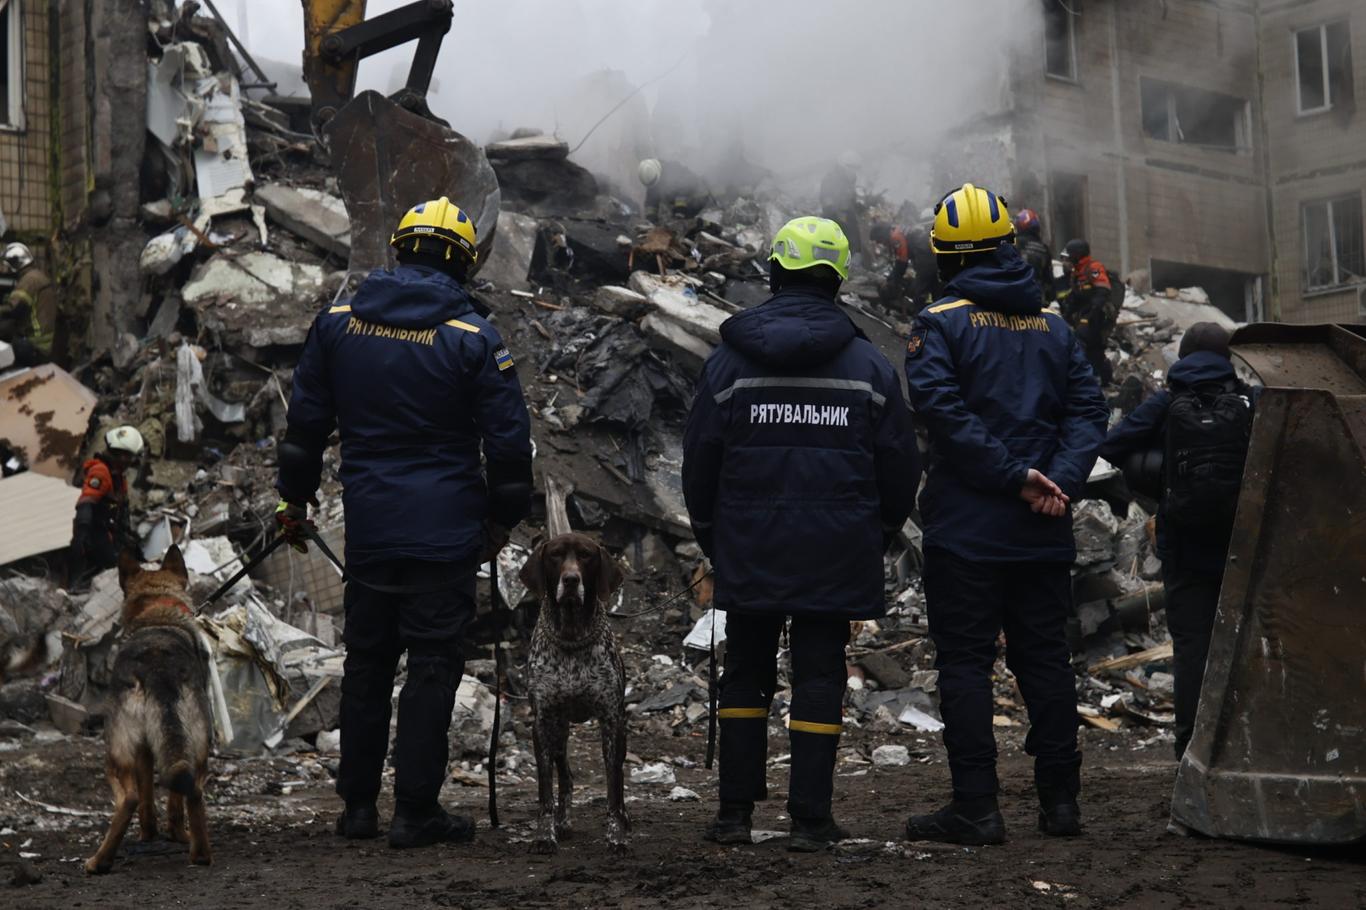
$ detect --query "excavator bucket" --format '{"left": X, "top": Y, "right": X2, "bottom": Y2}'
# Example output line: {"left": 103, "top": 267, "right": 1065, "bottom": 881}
{"left": 325, "top": 90, "right": 501, "bottom": 277}
{"left": 1170, "top": 323, "right": 1366, "bottom": 845}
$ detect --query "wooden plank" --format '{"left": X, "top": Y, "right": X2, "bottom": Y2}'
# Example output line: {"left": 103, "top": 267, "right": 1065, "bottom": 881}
{"left": 1087, "top": 641, "right": 1175, "bottom": 675}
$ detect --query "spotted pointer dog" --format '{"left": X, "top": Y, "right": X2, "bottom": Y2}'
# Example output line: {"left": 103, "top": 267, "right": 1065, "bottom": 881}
{"left": 519, "top": 532, "right": 628, "bottom": 853}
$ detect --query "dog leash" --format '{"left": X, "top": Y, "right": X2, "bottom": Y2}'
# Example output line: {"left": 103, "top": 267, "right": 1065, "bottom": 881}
{"left": 606, "top": 569, "right": 713, "bottom": 619}
{"left": 196, "top": 535, "right": 289, "bottom": 615}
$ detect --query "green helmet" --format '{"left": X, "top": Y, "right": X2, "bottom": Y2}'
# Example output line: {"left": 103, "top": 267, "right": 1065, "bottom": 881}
{"left": 768, "top": 216, "right": 851, "bottom": 281}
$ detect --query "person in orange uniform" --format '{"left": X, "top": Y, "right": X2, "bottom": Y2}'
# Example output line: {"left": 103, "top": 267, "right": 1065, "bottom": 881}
{"left": 69, "top": 426, "right": 144, "bottom": 587}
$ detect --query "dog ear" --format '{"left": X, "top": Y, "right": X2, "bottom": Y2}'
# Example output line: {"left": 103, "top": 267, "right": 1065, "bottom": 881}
{"left": 519, "top": 541, "right": 547, "bottom": 599}
{"left": 160, "top": 544, "right": 189, "bottom": 582}
{"left": 595, "top": 544, "right": 625, "bottom": 603}
{"left": 118, "top": 550, "right": 143, "bottom": 591}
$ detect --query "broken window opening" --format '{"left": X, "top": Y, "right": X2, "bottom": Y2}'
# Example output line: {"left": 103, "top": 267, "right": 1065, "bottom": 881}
{"left": 1295, "top": 21, "right": 1354, "bottom": 116}
{"left": 1049, "top": 171, "right": 1086, "bottom": 251}
{"left": 1043, "top": 0, "right": 1077, "bottom": 82}
{"left": 1151, "top": 260, "right": 1263, "bottom": 323}
{"left": 0, "top": 0, "right": 21, "bottom": 130}
{"left": 1140, "top": 77, "right": 1250, "bottom": 153}
{"left": 1303, "top": 194, "right": 1365, "bottom": 292}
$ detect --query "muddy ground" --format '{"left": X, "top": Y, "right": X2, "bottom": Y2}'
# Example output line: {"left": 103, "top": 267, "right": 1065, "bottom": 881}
{"left": 3, "top": 724, "right": 1361, "bottom": 909}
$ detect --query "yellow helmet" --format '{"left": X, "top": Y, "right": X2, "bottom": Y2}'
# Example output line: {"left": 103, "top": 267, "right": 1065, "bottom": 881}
{"left": 930, "top": 183, "right": 1014, "bottom": 255}
{"left": 768, "top": 216, "right": 851, "bottom": 280}
{"left": 390, "top": 196, "right": 478, "bottom": 264}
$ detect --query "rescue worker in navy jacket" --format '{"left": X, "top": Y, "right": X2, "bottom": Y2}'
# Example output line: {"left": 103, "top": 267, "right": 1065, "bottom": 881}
{"left": 1098, "top": 323, "right": 1252, "bottom": 759}
{"left": 683, "top": 216, "right": 921, "bottom": 852}
{"left": 276, "top": 197, "right": 533, "bottom": 849}
{"left": 903, "top": 184, "right": 1107, "bottom": 845}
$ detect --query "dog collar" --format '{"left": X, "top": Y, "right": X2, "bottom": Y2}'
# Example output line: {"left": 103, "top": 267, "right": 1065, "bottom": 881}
{"left": 148, "top": 595, "right": 193, "bottom": 616}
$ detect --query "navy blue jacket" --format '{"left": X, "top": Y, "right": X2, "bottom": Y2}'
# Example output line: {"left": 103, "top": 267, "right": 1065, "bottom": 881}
{"left": 903, "top": 244, "right": 1108, "bottom": 563}
{"left": 682, "top": 289, "right": 921, "bottom": 620}
{"left": 279, "top": 265, "right": 532, "bottom": 566}
{"left": 1099, "top": 350, "right": 1249, "bottom": 576}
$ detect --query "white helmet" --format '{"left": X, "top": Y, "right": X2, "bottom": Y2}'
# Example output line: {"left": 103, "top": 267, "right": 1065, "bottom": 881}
{"left": 105, "top": 425, "right": 145, "bottom": 456}
{"left": 3, "top": 242, "right": 33, "bottom": 272}
{"left": 637, "top": 158, "right": 662, "bottom": 188}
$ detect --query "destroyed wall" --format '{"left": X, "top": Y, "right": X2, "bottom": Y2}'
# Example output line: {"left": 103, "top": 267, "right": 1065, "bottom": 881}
{"left": 57, "top": 0, "right": 91, "bottom": 229}
{"left": 0, "top": 0, "right": 56, "bottom": 234}
{"left": 1260, "top": 0, "right": 1366, "bottom": 324}
{"left": 1007, "top": 0, "right": 1269, "bottom": 312}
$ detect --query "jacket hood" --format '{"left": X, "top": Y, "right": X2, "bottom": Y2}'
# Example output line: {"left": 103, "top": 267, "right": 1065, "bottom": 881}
{"left": 1167, "top": 350, "right": 1236, "bottom": 389}
{"left": 943, "top": 243, "right": 1041, "bottom": 315}
{"left": 350, "top": 264, "right": 476, "bottom": 329}
{"left": 720, "top": 290, "right": 857, "bottom": 368}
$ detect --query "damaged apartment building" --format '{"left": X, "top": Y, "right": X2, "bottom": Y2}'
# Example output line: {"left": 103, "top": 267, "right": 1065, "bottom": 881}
{"left": 960, "top": 0, "right": 1365, "bottom": 324}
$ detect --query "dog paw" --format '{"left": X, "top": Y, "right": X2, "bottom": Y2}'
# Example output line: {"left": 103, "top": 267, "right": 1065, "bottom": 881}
{"left": 606, "top": 837, "right": 631, "bottom": 857}
{"left": 83, "top": 857, "right": 111, "bottom": 875}
{"left": 554, "top": 818, "right": 573, "bottom": 839}
{"left": 190, "top": 850, "right": 212, "bottom": 867}
{"left": 530, "top": 836, "right": 559, "bottom": 855}
{"left": 168, "top": 827, "right": 189, "bottom": 844}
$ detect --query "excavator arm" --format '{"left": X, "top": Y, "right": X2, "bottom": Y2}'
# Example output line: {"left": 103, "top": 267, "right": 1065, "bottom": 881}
{"left": 301, "top": 0, "right": 453, "bottom": 131}
{"left": 296, "top": 0, "right": 500, "bottom": 278}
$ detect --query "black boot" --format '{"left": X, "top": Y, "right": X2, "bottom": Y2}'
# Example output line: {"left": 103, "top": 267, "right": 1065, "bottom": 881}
{"left": 905, "top": 797, "right": 1005, "bottom": 846}
{"left": 703, "top": 801, "right": 753, "bottom": 845}
{"left": 1037, "top": 786, "right": 1082, "bottom": 837}
{"left": 788, "top": 816, "right": 849, "bottom": 853}
{"left": 334, "top": 802, "right": 380, "bottom": 840}
{"left": 387, "top": 807, "right": 476, "bottom": 849}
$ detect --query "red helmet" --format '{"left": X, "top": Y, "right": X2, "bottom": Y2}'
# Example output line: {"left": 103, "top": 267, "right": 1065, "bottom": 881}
{"left": 1013, "top": 208, "right": 1041, "bottom": 234}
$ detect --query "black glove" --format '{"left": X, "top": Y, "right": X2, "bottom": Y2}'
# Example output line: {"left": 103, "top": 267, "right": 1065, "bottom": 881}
{"left": 275, "top": 500, "right": 316, "bottom": 554}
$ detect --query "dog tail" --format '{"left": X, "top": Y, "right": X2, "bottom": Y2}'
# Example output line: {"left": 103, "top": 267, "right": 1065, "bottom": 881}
{"left": 166, "top": 759, "right": 196, "bottom": 795}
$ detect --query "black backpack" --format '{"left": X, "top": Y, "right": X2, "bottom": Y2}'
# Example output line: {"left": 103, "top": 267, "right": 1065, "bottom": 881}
{"left": 1164, "top": 379, "right": 1254, "bottom": 527}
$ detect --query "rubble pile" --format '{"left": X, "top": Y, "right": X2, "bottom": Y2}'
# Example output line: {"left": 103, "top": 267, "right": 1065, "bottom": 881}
{"left": 0, "top": 5, "right": 1206, "bottom": 811}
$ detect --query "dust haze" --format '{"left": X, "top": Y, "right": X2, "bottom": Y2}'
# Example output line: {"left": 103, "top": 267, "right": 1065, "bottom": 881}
{"left": 239, "top": 0, "right": 1040, "bottom": 207}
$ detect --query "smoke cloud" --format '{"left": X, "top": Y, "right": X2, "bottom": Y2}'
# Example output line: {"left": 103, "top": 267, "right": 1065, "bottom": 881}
{"left": 238, "top": 0, "right": 1040, "bottom": 207}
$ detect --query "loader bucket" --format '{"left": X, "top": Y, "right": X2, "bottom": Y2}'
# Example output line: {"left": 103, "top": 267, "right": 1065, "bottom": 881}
{"left": 325, "top": 90, "right": 501, "bottom": 277}
{"left": 1170, "top": 323, "right": 1366, "bottom": 845}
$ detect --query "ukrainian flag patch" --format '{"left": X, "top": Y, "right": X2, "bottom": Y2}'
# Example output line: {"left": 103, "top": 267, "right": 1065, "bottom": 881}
{"left": 494, "top": 347, "right": 515, "bottom": 371}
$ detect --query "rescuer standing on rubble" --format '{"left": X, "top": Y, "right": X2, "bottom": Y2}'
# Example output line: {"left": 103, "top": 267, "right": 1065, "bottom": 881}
{"left": 903, "top": 184, "right": 1107, "bottom": 845}
{"left": 683, "top": 216, "right": 920, "bottom": 852}
{"left": 68, "top": 425, "right": 144, "bottom": 587}
{"left": 638, "top": 158, "right": 712, "bottom": 222}
{"left": 1013, "top": 208, "right": 1055, "bottom": 308}
{"left": 1060, "top": 238, "right": 1117, "bottom": 385}
{"left": 1098, "top": 323, "right": 1254, "bottom": 760}
{"left": 0, "top": 242, "right": 58, "bottom": 367}
{"left": 275, "top": 197, "right": 532, "bottom": 849}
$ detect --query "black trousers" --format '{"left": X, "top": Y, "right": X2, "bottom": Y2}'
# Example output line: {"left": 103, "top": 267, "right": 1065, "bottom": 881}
{"left": 337, "top": 560, "right": 475, "bottom": 817}
{"left": 1161, "top": 563, "right": 1221, "bottom": 760}
{"left": 717, "top": 611, "right": 849, "bottom": 820}
{"left": 1078, "top": 318, "right": 1113, "bottom": 385}
{"left": 923, "top": 548, "right": 1081, "bottom": 801}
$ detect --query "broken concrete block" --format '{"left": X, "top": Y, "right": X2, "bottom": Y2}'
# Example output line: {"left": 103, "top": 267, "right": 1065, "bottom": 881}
{"left": 629, "top": 271, "right": 729, "bottom": 345}
{"left": 479, "top": 211, "right": 538, "bottom": 290}
{"left": 484, "top": 134, "right": 569, "bottom": 161}
{"left": 255, "top": 184, "right": 351, "bottom": 259}
{"left": 872, "top": 744, "right": 911, "bottom": 767}
{"left": 0, "top": 340, "right": 12, "bottom": 370}
{"left": 183, "top": 252, "right": 326, "bottom": 309}
{"left": 139, "top": 227, "right": 196, "bottom": 276}
{"left": 45, "top": 693, "right": 89, "bottom": 735}
{"left": 591, "top": 285, "right": 647, "bottom": 318}
{"left": 641, "top": 313, "right": 711, "bottom": 374}
{"left": 857, "top": 651, "right": 911, "bottom": 690}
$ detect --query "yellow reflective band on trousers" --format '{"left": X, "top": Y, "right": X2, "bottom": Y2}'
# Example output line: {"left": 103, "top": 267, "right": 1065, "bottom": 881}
{"left": 717, "top": 707, "right": 768, "bottom": 719}
{"left": 788, "top": 719, "right": 842, "bottom": 736}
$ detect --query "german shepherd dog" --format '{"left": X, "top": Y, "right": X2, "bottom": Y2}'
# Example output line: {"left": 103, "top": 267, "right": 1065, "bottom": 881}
{"left": 85, "top": 546, "right": 212, "bottom": 873}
